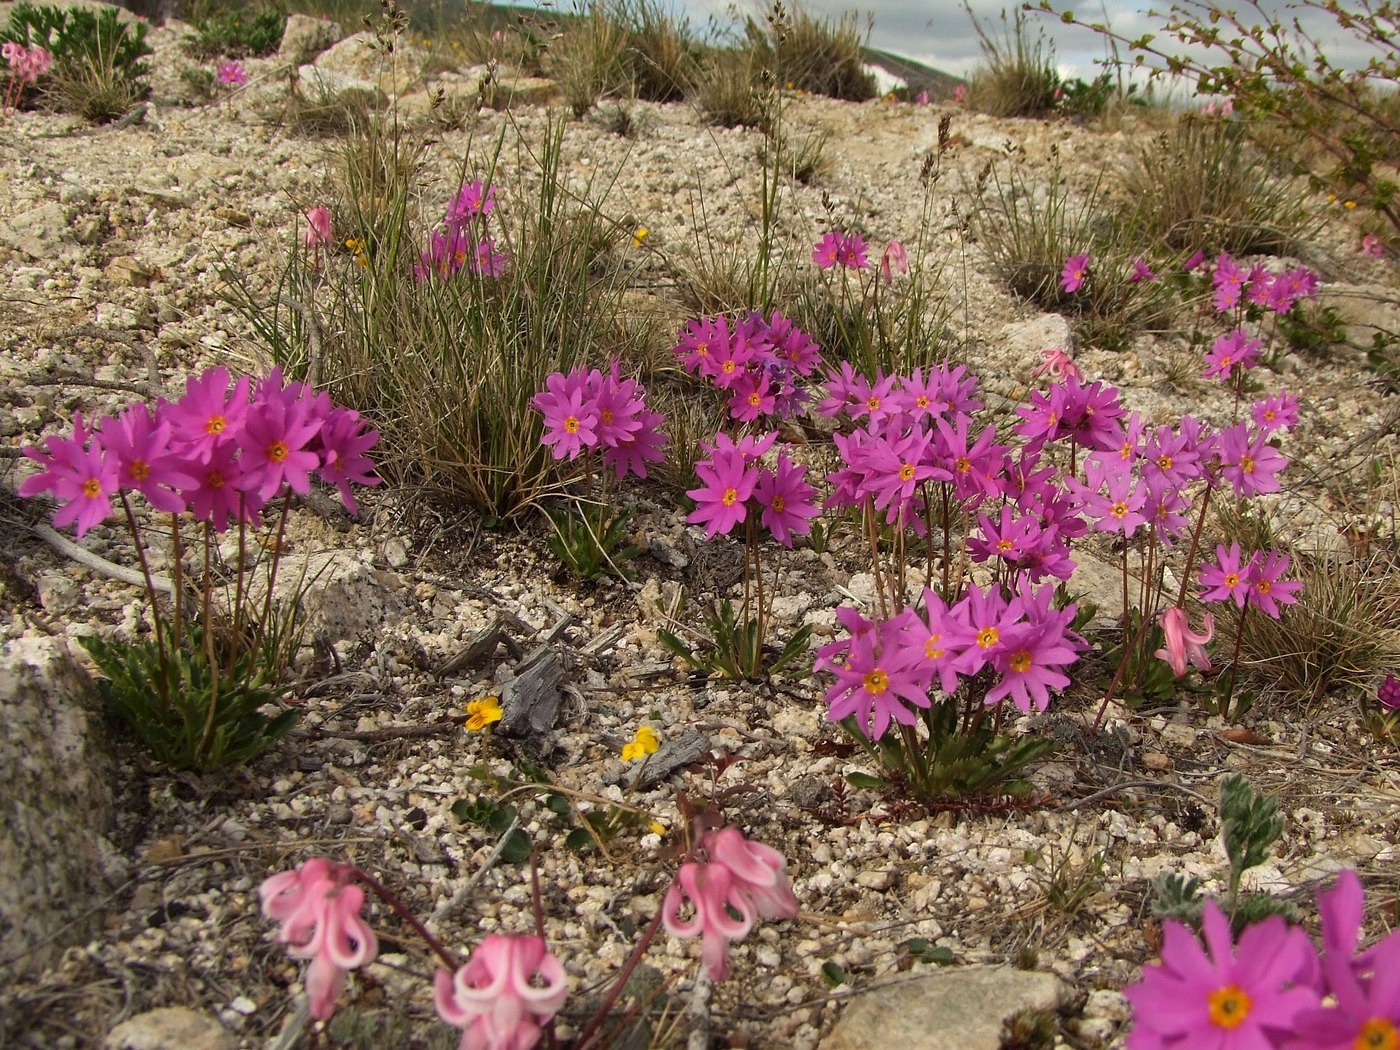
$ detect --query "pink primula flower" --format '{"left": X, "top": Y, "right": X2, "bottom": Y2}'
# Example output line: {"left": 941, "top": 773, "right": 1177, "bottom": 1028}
{"left": 1154, "top": 606, "right": 1214, "bottom": 678}
{"left": 663, "top": 827, "right": 799, "bottom": 982}
{"left": 216, "top": 60, "right": 248, "bottom": 87}
{"left": 1060, "top": 253, "right": 1089, "bottom": 293}
{"left": 434, "top": 935, "right": 568, "bottom": 1050}
{"left": 259, "top": 858, "right": 379, "bottom": 1021}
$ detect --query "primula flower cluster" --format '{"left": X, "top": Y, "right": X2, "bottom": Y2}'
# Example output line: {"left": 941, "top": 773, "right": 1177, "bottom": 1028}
{"left": 216, "top": 60, "right": 248, "bottom": 87}
{"left": 531, "top": 362, "right": 667, "bottom": 479}
{"left": 672, "top": 310, "right": 821, "bottom": 423}
{"left": 415, "top": 179, "right": 507, "bottom": 281}
{"left": 812, "top": 230, "right": 871, "bottom": 270}
{"left": 687, "top": 431, "right": 817, "bottom": 546}
{"left": 1198, "top": 543, "right": 1301, "bottom": 619}
{"left": 662, "top": 826, "right": 800, "bottom": 981}
{"left": 1126, "top": 870, "right": 1400, "bottom": 1050}
{"left": 816, "top": 582, "right": 1087, "bottom": 737}
{"left": 20, "top": 366, "right": 381, "bottom": 536}
{"left": 1209, "top": 251, "right": 1318, "bottom": 315}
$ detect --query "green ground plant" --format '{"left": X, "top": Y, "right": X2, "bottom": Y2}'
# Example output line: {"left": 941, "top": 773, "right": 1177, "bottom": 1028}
{"left": 184, "top": 6, "right": 286, "bottom": 60}
{"left": 963, "top": 4, "right": 1059, "bottom": 118}
{"left": 743, "top": 0, "right": 875, "bottom": 103}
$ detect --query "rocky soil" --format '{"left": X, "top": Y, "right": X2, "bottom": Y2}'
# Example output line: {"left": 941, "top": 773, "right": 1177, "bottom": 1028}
{"left": 3, "top": 6, "right": 1400, "bottom": 1050}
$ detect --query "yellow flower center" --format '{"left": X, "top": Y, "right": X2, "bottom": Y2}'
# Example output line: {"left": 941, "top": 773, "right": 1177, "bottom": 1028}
{"left": 695, "top": 342, "right": 708, "bottom": 356}
{"left": 866, "top": 396, "right": 881, "bottom": 411}
{"left": 1010, "top": 650, "right": 1032, "bottom": 673}
{"left": 862, "top": 669, "right": 889, "bottom": 694}
{"left": 1263, "top": 409, "right": 1276, "bottom": 422}
{"left": 899, "top": 464, "right": 916, "bottom": 482}
{"left": 1110, "top": 501, "right": 1129, "bottom": 519}
{"left": 721, "top": 487, "right": 738, "bottom": 507}
{"left": 1157, "top": 454, "right": 1173, "bottom": 470}
{"left": 722, "top": 359, "right": 736, "bottom": 373}
{"left": 997, "top": 539, "right": 1015, "bottom": 552}
{"left": 1224, "top": 572, "right": 1240, "bottom": 588}
{"left": 1220, "top": 355, "right": 1233, "bottom": 368}
{"left": 771, "top": 495, "right": 786, "bottom": 512}
{"left": 1207, "top": 984, "right": 1252, "bottom": 1030}
{"left": 564, "top": 416, "right": 580, "bottom": 434}
{"left": 205, "top": 414, "right": 227, "bottom": 436}
{"left": 268, "top": 441, "right": 289, "bottom": 463}
{"left": 600, "top": 408, "right": 614, "bottom": 424}
{"left": 130, "top": 460, "right": 150, "bottom": 482}
{"left": 1355, "top": 1018, "right": 1398, "bottom": 1050}
{"left": 1240, "top": 454, "right": 1255, "bottom": 474}
{"left": 955, "top": 456, "right": 970, "bottom": 474}
{"left": 749, "top": 393, "right": 763, "bottom": 407}
{"left": 925, "top": 635, "right": 944, "bottom": 659}
{"left": 977, "top": 626, "right": 999, "bottom": 649}
{"left": 916, "top": 395, "right": 930, "bottom": 409}
{"left": 1256, "top": 579, "right": 1272, "bottom": 595}
{"left": 82, "top": 477, "right": 102, "bottom": 498}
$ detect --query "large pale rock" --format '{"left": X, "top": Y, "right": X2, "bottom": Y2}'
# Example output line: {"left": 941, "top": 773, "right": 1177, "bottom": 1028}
{"left": 311, "top": 30, "right": 425, "bottom": 98}
{"left": 104, "top": 1008, "right": 235, "bottom": 1050}
{"left": 0, "top": 635, "right": 116, "bottom": 972}
{"left": 267, "top": 549, "right": 410, "bottom": 645}
{"left": 0, "top": 201, "right": 74, "bottom": 260}
{"left": 999, "top": 313, "right": 1075, "bottom": 360}
{"left": 276, "top": 13, "right": 343, "bottom": 65}
{"left": 821, "top": 967, "right": 1068, "bottom": 1050}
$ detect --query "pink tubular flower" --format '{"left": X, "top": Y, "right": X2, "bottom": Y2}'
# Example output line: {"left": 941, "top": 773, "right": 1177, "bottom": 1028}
{"left": 1155, "top": 606, "right": 1214, "bottom": 678}
{"left": 1124, "top": 900, "right": 1316, "bottom": 1050}
{"left": 1032, "top": 346, "right": 1083, "bottom": 383}
{"left": 304, "top": 205, "right": 334, "bottom": 252}
{"left": 662, "top": 827, "right": 799, "bottom": 982}
{"left": 259, "top": 858, "right": 379, "bottom": 1022}
{"left": 1361, "top": 234, "right": 1386, "bottom": 258}
{"left": 1060, "top": 253, "right": 1089, "bottom": 293}
{"left": 434, "top": 935, "right": 568, "bottom": 1050}
{"left": 880, "top": 239, "right": 909, "bottom": 284}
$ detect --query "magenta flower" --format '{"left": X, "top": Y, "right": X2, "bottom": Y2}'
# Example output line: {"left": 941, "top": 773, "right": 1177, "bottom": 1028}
{"left": 812, "top": 231, "right": 842, "bottom": 270}
{"left": 314, "top": 407, "right": 380, "bottom": 514}
{"left": 1380, "top": 675, "right": 1400, "bottom": 711}
{"left": 1361, "top": 234, "right": 1386, "bottom": 258}
{"left": 1183, "top": 249, "right": 1207, "bottom": 272}
{"left": 602, "top": 407, "right": 667, "bottom": 480}
{"left": 236, "top": 373, "right": 325, "bottom": 500}
{"left": 182, "top": 440, "right": 261, "bottom": 531}
{"left": 1124, "top": 900, "right": 1316, "bottom": 1050}
{"left": 216, "top": 60, "right": 248, "bottom": 87}
{"left": 259, "top": 858, "right": 379, "bottom": 1022}
{"left": 1060, "top": 253, "right": 1089, "bottom": 293}
{"left": 434, "top": 935, "right": 568, "bottom": 1050}
{"left": 473, "top": 236, "right": 507, "bottom": 277}
{"left": 1155, "top": 607, "right": 1214, "bottom": 678}
{"left": 1199, "top": 542, "right": 1252, "bottom": 607}
{"left": 532, "top": 369, "right": 597, "bottom": 461}
{"left": 836, "top": 233, "right": 870, "bottom": 269}
{"left": 1250, "top": 391, "right": 1299, "bottom": 434}
{"left": 663, "top": 827, "right": 799, "bottom": 981}
{"left": 445, "top": 180, "right": 497, "bottom": 226}
{"left": 1212, "top": 253, "right": 1247, "bottom": 312}
{"left": 1218, "top": 424, "right": 1288, "bottom": 499}
{"left": 164, "top": 367, "right": 252, "bottom": 464}
{"left": 1203, "top": 329, "right": 1262, "bottom": 381}
{"left": 1079, "top": 465, "right": 1149, "bottom": 538}
{"left": 20, "top": 414, "right": 119, "bottom": 537}
{"left": 1246, "top": 549, "right": 1301, "bottom": 619}
{"left": 754, "top": 452, "right": 817, "bottom": 547}
{"left": 946, "top": 584, "right": 1018, "bottom": 676}
{"left": 824, "top": 613, "right": 931, "bottom": 739}
{"left": 687, "top": 446, "right": 758, "bottom": 539}
{"left": 100, "top": 404, "right": 196, "bottom": 514}
{"left": 673, "top": 315, "right": 730, "bottom": 374}
{"left": 1129, "top": 256, "right": 1158, "bottom": 283}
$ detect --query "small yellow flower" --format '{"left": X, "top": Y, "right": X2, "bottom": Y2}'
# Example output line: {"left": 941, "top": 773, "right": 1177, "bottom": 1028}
{"left": 621, "top": 725, "right": 660, "bottom": 761}
{"left": 344, "top": 236, "right": 369, "bottom": 268}
{"left": 466, "top": 695, "right": 503, "bottom": 731}
{"left": 1328, "top": 193, "right": 1338, "bottom": 203}
{"left": 1345, "top": 200, "right": 1358, "bottom": 209}
{"left": 632, "top": 226, "right": 649, "bottom": 248}
{"left": 648, "top": 820, "right": 667, "bottom": 837}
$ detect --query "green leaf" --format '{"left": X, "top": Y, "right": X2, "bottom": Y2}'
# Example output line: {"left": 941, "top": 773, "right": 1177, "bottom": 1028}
{"left": 499, "top": 829, "right": 532, "bottom": 865}
{"left": 565, "top": 828, "right": 596, "bottom": 853}
{"left": 844, "top": 772, "right": 886, "bottom": 790}
{"left": 820, "top": 961, "right": 846, "bottom": 987}
{"left": 544, "top": 793, "right": 572, "bottom": 816}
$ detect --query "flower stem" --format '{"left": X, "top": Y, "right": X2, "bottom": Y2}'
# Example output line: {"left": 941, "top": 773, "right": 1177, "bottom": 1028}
{"left": 572, "top": 906, "right": 668, "bottom": 1050}
{"left": 349, "top": 867, "right": 459, "bottom": 972}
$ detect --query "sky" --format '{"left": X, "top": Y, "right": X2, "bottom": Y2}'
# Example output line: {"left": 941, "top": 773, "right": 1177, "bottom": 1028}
{"left": 667, "top": 0, "right": 1390, "bottom": 82}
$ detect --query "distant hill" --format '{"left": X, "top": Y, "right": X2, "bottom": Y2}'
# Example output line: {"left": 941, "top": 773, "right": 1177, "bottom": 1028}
{"left": 862, "top": 47, "right": 964, "bottom": 100}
